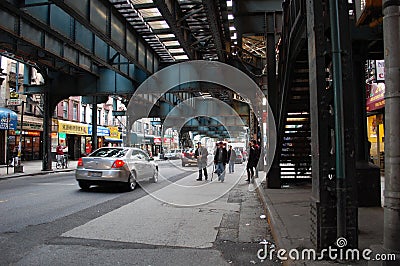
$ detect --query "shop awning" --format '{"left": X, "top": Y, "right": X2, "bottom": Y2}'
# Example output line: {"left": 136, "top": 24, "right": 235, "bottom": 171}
{"left": 0, "top": 107, "right": 18, "bottom": 130}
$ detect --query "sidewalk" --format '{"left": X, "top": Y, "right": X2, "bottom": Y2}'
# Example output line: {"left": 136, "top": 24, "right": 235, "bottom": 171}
{"left": 254, "top": 175, "right": 388, "bottom": 265}
{"left": 0, "top": 160, "right": 76, "bottom": 179}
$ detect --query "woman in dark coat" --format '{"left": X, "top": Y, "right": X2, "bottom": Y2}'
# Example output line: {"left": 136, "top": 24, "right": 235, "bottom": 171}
{"left": 246, "top": 140, "right": 260, "bottom": 182}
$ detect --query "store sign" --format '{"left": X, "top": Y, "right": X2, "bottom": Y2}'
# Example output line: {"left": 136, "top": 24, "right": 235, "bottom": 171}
{"left": 108, "top": 126, "right": 121, "bottom": 139}
{"left": 0, "top": 108, "right": 18, "bottom": 130}
{"left": 88, "top": 125, "right": 110, "bottom": 136}
{"left": 366, "top": 83, "right": 385, "bottom": 111}
{"left": 163, "top": 137, "right": 172, "bottom": 143}
{"left": 58, "top": 120, "right": 89, "bottom": 135}
{"left": 23, "top": 131, "right": 41, "bottom": 136}
{"left": 376, "top": 60, "right": 385, "bottom": 81}
{"left": 0, "top": 117, "right": 15, "bottom": 130}
{"left": 10, "top": 91, "right": 19, "bottom": 99}
{"left": 7, "top": 99, "right": 22, "bottom": 106}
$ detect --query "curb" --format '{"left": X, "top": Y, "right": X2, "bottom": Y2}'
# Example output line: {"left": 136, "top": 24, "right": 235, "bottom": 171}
{"left": 0, "top": 169, "right": 74, "bottom": 180}
{"left": 254, "top": 178, "right": 295, "bottom": 266}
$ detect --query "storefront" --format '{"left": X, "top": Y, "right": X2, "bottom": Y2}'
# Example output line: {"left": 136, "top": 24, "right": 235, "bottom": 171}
{"left": 57, "top": 120, "right": 89, "bottom": 160}
{"left": 104, "top": 126, "right": 122, "bottom": 146}
{"left": 0, "top": 107, "right": 18, "bottom": 164}
{"left": 7, "top": 114, "right": 44, "bottom": 161}
{"left": 366, "top": 82, "right": 385, "bottom": 168}
{"left": 154, "top": 137, "right": 162, "bottom": 156}
{"left": 81, "top": 125, "right": 110, "bottom": 155}
{"left": 11, "top": 130, "right": 42, "bottom": 161}
{"left": 131, "top": 133, "right": 161, "bottom": 156}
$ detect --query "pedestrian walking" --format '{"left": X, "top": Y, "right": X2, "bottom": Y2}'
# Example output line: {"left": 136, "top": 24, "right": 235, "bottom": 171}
{"left": 56, "top": 143, "right": 67, "bottom": 164}
{"left": 246, "top": 140, "right": 260, "bottom": 183}
{"left": 195, "top": 142, "right": 208, "bottom": 181}
{"left": 227, "top": 145, "right": 236, "bottom": 173}
{"left": 9, "top": 146, "right": 18, "bottom": 166}
{"left": 214, "top": 141, "right": 228, "bottom": 182}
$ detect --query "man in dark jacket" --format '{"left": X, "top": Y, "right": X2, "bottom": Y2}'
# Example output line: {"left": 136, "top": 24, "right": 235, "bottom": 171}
{"left": 214, "top": 141, "right": 228, "bottom": 182}
{"left": 227, "top": 145, "right": 237, "bottom": 173}
{"left": 246, "top": 140, "right": 260, "bottom": 183}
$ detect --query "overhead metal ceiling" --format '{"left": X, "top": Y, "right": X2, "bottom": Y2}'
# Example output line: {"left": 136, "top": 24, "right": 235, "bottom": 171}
{"left": 109, "top": 0, "right": 239, "bottom": 63}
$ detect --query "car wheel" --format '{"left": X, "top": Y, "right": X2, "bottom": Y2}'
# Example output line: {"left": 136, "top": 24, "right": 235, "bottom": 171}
{"left": 78, "top": 181, "right": 91, "bottom": 190}
{"left": 150, "top": 167, "right": 158, "bottom": 183}
{"left": 126, "top": 173, "right": 137, "bottom": 191}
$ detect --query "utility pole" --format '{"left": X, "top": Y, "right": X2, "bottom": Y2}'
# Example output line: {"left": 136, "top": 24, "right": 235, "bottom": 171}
{"left": 383, "top": 0, "right": 400, "bottom": 252}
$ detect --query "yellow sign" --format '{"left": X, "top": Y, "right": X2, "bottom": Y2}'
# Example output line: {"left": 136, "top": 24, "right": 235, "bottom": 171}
{"left": 367, "top": 115, "right": 384, "bottom": 143}
{"left": 10, "top": 92, "right": 19, "bottom": 99}
{"left": 108, "top": 126, "right": 121, "bottom": 139}
{"left": 58, "top": 120, "right": 89, "bottom": 135}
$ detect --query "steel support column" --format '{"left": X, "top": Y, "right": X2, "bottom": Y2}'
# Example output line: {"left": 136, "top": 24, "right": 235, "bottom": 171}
{"left": 307, "top": 0, "right": 335, "bottom": 249}
{"left": 336, "top": 0, "right": 358, "bottom": 250}
{"left": 92, "top": 98, "right": 98, "bottom": 151}
{"left": 40, "top": 73, "right": 71, "bottom": 171}
{"left": 265, "top": 12, "right": 280, "bottom": 188}
{"left": 41, "top": 91, "right": 52, "bottom": 171}
{"left": 383, "top": 0, "right": 400, "bottom": 252}
{"left": 307, "top": 0, "right": 358, "bottom": 251}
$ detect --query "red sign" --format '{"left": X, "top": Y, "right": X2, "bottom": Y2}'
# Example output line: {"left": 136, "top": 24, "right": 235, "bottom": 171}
{"left": 154, "top": 137, "right": 162, "bottom": 144}
{"left": 366, "top": 83, "right": 385, "bottom": 111}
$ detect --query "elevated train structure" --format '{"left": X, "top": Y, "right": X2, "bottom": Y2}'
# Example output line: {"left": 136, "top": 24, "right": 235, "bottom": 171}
{"left": 1, "top": 0, "right": 397, "bottom": 252}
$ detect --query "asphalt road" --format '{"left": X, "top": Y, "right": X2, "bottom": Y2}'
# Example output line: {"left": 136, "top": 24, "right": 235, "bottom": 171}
{"left": 0, "top": 160, "right": 279, "bottom": 266}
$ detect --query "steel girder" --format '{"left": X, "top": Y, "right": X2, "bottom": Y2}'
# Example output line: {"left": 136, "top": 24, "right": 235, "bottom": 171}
{"left": 0, "top": 0, "right": 154, "bottom": 84}
{"left": 153, "top": 0, "right": 196, "bottom": 59}
{"left": 175, "top": 0, "right": 228, "bottom": 60}
{"left": 52, "top": 0, "right": 158, "bottom": 77}
{"left": 202, "top": 0, "right": 226, "bottom": 62}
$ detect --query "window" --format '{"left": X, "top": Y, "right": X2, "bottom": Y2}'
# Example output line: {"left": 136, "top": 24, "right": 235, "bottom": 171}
{"left": 89, "top": 106, "right": 92, "bottom": 123}
{"left": 63, "top": 101, "right": 68, "bottom": 119}
{"left": 90, "top": 148, "right": 128, "bottom": 158}
{"left": 10, "top": 62, "right": 16, "bottom": 73}
{"left": 136, "top": 121, "right": 142, "bottom": 132}
{"left": 98, "top": 109, "right": 101, "bottom": 125}
{"left": 73, "top": 102, "right": 78, "bottom": 121}
{"left": 81, "top": 105, "right": 86, "bottom": 123}
{"left": 104, "top": 110, "right": 109, "bottom": 126}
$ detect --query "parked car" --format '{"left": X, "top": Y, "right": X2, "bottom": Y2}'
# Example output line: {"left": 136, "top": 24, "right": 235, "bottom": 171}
{"left": 234, "top": 151, "right": 244, "bottom": 164}
{"left": 75, "top": 147, "right": 158, "bottom": 191}
{"left": 241, "top": 150, "right": 248, "bottom": 161}
{"left": 181, "top": 148, "right": 197, "bottom": 167}
{"left": 164, "top": 149, "right": 182, "bottom": 160}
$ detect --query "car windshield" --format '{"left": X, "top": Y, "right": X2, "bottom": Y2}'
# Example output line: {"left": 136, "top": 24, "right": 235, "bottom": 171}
{"left": 90, "top": 148, "right": 128, "bottom": 158}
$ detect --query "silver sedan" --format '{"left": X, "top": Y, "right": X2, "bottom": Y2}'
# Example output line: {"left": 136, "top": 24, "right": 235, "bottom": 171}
{"left": 75, "top": 147, "right": 158, "bottom": 191}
